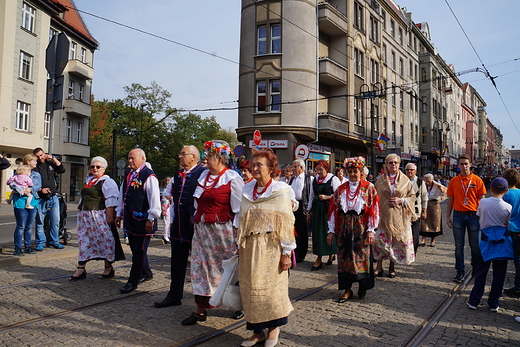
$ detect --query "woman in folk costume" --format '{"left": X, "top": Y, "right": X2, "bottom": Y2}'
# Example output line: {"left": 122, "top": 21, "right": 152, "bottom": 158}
{"left": 374, "top": 153, "right": 416, "bottom": 278}
{"left": 181, "top": 140, "right": 244, "bottom": 326}
{"left": 420, "top": 173, "right": 447, "bottom": 247}
{"left": 307, "top": 159, "right": 341, "bottom": 270}
{"left": 327, "top": 157, "right": 380, "bottom": 302}
{"left": 238, "top": 148, "right": 297, "bottom": 347}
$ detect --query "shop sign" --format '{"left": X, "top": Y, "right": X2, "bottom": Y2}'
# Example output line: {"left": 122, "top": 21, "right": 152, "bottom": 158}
{"left": 401, "top": 153, "right": 412, "bottom": 160}
{"left": 308, "top": 144, "right": 331, "bottom": 154}
{"left": 248, "top": 140, "right": 268, "bottom": 148}
{"left": 413, "top": 150, "right": 421, "bottom": 158}
{"left": 248, "top": 139, "right": 288, "bottom": 148}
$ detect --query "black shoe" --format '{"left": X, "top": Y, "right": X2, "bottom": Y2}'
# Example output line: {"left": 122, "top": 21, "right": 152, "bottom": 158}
{"left": 504, "top": 287, "right": 520, "bottom": 298}
{"left": 419, "top": 243, "right": 426, "bottom": 247}
{"left": 453, "top": 272, "right": 464, "bottom": 283}
{"left": 326, "top": 255, "right": 336, "bottom": 265}
{"left": 338, "top": 289, "right": 353, "bottom": 303}
{"left": 232, "top": 310, "right": 244, "bottom": 320}
{"left": 99, "top": 266, "right": 115, "bottom": 279}
{"left": 388, "top": 272, "right": 396, "bottom": 279}
{"left": 154, "top": 297, "right": 182, "bottom": 308}
{"left": 69, "top": 267, "right": 87, "bottom": 281}
{"left": 139, "top": 276, "right": 153, "bottom": 284}
{"left": 182, "top": 311, "right": 207, "bottom": 325}
{"left": 375, "top": 270, "right": 384, "bottom": 277}
{"left": 358, "top": 290, "right": 367, "bottom": 299}
{"left": 311, "top": 263, "right": 323, "bottom": 271}
{"left": 120, "top": 283, "right": 137, "bottom": 293}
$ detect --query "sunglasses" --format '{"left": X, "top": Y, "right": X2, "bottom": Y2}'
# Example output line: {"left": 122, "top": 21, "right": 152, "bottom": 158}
{"left": 387, "top": 161, "right": 399, "bottom": 164}
{"left": 90, "top": 165, "right": 103, "bottom": 169}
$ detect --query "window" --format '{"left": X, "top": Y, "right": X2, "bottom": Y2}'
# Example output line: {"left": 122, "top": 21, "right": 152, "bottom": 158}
{"left": 257, "top": 24, "right": 281, "bottom": 55}
{"left": 400, "top": 124, "right": 404, "bottom": 145}
{"left": 19, "top": 51, "right": 32, "bottom": 80}
{"left": 70, "top": 42, "right": 77, "bottom": 60}
{"left": 421, "top": 96, "right": 427, "bottom": 113}
{"left": 414, "top": 64, "right": 418, "bottom": 82}
{"left": 271, "top": 25, "right": 281, "bottom": 54}
{"left": 354, "top": 99, "right": 364, "bottom": 125}
{"left": 391, "top": 51, "right": 395, "bottom": 71}
{"left": 416, "top": 125, "right": 419, "bottom": 142}
{"left": 400, "top": 91, "right": 404, "bottom": 110}
{"left": 44, "top": 112, "right": 50, "bottom": 138}
{"left": 370, "top": 59, "right": 379, "bottom": 84}
{"left": 354, "top": 2, "right": 364, "bottom": 30}
{"left": 270, "top": 80, "right": 281, "bottom": 112}
{"left": 391, "top": 85, "right": 396, "bottom": 106}
{"left": 369, "top": 16, "right": 378, "bottom": 43}
{"left": 372, "top": 104, "right": 379, "bottom": 131}
{"left": 76, "top": 122, "right": 82, "bottom": 143}
{"left": 399, "top": 58, "right": 403, "bottom": 76}
{"left": 382, "top": 44, "right": 387, "bottom": 65}
{"left": 68, "top": 80, "right": 75, "bottom": 99}
{"left": 392, "top": 121, "right": 396, "bottom": 142}
{"left": 80, "top": 47, "right": 87, "bottom": 63}
{"left": 22, "top": 2, "right": 35, "bottom": 32}
{"left": 414, "top": 37, "right": 417, "bottom": 52}
{"left": 78, "top": 84, "right": 84, "bottom": 101}
{"left": 398, "top": 28, "right": 403, "bottom": 45}
{"left": 432, "top": 98, "right": 437, "bottom": 116}
{"left": 49, "top": 28, "right": 57, "bottom": 42}
{"left": 66, "top": 119, "right": 72, "bottom": 142}
{"left": 409, "top": 61, "right": 413, "bottom": 77}
{"left": 354, "top": 48, "right": 364, "bottom": 77}
{"left": 390, "top": 19, "right": 395, "bottom": 38}
{"left": 256, "top": 80, "right": 280, "bottom": 113}
{"left": 422, "top": 127, "right": 427, "bottom": 144}
{"left": 381, "top": 11, "right": 386, "bottom": 31}
{"left": 421, "top": 68, "right": 427, "bottom": 82}
{"left": 16, "top": 101, "right": 30, "bottom": 131}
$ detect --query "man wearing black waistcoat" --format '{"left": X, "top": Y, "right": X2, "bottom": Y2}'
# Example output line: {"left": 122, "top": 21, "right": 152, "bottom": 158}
{"left": 290, "top": 159, "right": 313, "bottom": 263}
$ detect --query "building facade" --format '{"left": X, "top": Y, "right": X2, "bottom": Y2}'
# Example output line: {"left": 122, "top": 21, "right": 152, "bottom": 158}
{"left": 0, "top": 0, "right": 97, "bottom": 202}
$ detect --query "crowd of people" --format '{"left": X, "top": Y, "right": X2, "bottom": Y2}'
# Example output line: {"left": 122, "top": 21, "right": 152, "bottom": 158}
{"left": 6, "top": 142, "right": 520, "bottom": 344}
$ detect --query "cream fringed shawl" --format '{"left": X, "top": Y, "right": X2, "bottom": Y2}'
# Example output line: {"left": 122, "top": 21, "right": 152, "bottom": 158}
{"left": 375, "top": 170, "right": 416, "bottom": 242}
{"left": 237, "top": 187, "right": 295, "bottom": 247}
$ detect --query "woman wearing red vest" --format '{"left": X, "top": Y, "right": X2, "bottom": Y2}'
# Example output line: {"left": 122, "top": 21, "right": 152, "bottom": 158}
{"left": 182, "top": 140, "right": 244, "bottom": 325}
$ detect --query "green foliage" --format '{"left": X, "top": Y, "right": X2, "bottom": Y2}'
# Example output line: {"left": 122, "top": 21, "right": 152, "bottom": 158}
{"left": 89, "top": 81, "right": 238, "bottom": 181}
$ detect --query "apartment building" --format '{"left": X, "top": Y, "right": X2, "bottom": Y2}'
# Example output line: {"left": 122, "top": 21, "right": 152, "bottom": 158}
{"left": 237, "top": 0, "right": 501, "bottom": 175}
{"left": 0, "top": 0, "right": 97, "bottom": 201}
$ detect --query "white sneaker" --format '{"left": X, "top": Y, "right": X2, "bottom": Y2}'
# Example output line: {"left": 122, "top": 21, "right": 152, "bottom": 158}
{"left": 515, "top": 317, "right": 520, "bottom": 323}
{"left": 466, "top": 302, "right": 477, "bottom": 310}
{"left": 124, "top": 237, "right": 129, "bottom": 245}
{"left": 490, "top": 306, "right": 499, "bottom": 312}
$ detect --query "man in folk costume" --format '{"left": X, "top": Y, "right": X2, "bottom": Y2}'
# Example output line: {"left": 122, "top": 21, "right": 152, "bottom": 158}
{"left": 155, "top": 146, "right": 207, "bottom": 308}
{"left": 374, "top": 153, "right": 416, "bottom": 278}
{"left": 405, "top": 163, "right": 428, "bottom": 253}
{"left": 116, "top": 148, "right": 161, "bottom": 294}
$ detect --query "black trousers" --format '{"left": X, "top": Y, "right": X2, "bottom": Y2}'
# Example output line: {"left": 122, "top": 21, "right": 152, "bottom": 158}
{"left": 166, "top": 240, "right": 191, "bottom": 300}
{"left": 294, "top": 201, "right": 309, "bottom": 262}
{"left": 411, "top": 219, "right": 421, "bottom": 254}
{"left": 128, "top": 234, "right": 152, "bottom": 285}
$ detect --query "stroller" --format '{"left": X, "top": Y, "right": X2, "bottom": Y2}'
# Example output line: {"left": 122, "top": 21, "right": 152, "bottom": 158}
{"left": 44, "top": 193, "right": 73, "bottom": 245}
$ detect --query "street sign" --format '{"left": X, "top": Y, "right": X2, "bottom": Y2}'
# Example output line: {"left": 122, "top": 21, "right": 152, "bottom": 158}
{"left": 46, "top": 33, "right": 70, "bottom": 76}
{"left": 116, "top": 159, "right": 127, "bottom": 169}
{"left": 233, "top": 145, "right": 245, "bottom": 157}
{"left": 295, "top": 144, "right": 309, "bottom": 160}
{"left": 253, "top": 130, "right": 262, "bottom": 146}
{"left": 46, "top": 75, "right": 64, "bottom": 111}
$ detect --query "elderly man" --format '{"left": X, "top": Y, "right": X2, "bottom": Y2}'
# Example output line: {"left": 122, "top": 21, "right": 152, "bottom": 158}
{"left": 405, "top": 163, "right": 428, "bottom": 253}
{"left": 33, "top": 147, "right": 66, "bottom": 250}
{"left": 116, "top": 149, "right": 161, "bottom": 293}
{"left": 154, "top": 146, "right": 207, "bottom": 308}
{"left": 290, "top": 159, "right": 313, "bottom": 263}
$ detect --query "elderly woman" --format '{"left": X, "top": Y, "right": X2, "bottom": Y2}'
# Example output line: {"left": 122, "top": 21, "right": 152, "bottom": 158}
{"left": 374, "top": 154, "right": 416, "bottom": 278}
{"left": 335, "top": 167, "right": 348, "bottom": 184}
{"left": 70, "top": 156, "right": 122, "bottom": 280}
{"left": 280, "top": 164, "right": 293, "bottom": 184}
{"left": 160, "top": 176, "right": 172, "bottom": 244}
{"left": 307, "top": 160, "right": 341, "bottom": 270}
{"left": 327, "top": 157, "right": 379, "bottom": 302}
{"left": 238, "top": 148, "right": 296, "bottom": 347}
{"left": 10, "top": 154, "right": 41, "bottom": 255}
{"left": 419, "top": 173, "right": 447, "bottom": 247}
{"left": 182, "top": 140, "right": 244, "bottom": 326}
{"left": 239, "top": 160, "right": 254, "bottom": 184}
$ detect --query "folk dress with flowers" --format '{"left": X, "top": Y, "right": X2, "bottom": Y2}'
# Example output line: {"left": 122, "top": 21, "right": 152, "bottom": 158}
{"left": 76, "top": 175, "right": 119, "bottom": 262}
{"left": 190, "top": 169, "right": 244, "bottom": 297}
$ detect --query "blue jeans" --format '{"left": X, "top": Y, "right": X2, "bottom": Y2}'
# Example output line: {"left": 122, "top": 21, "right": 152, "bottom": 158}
{"left": 468, "top": 259, "right": 508, "bottom": 309}
{"left": 13, "top": 207, "right": 37, "bottom": 249}
{"left": 452, "top": 211, "right": 482, "bottom": 273}
{"left": 510, "top": 232, "right": 520, "bottom": 289}
{"left": 35, "top": 195, "right": 61, "bottom": 246}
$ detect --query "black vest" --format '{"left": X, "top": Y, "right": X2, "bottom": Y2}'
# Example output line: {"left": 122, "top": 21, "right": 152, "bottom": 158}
{"left": 122, "top": 166, "right": 157, "bottom": 236}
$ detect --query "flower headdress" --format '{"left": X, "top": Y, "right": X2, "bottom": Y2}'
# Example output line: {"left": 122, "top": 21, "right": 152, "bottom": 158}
{"left": 204, "top": 141, "right": 232, "bottom": 156}
{"left": 344, "top": 156, "right": 366, "bottom": 169}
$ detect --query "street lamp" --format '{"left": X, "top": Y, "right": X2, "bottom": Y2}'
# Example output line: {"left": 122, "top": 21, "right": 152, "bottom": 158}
{"left": 138, "top": 102, "right": 147, "bottom": 148}
{"left": 432, "top": 120, "right": 450, "bottom": 175}
{"left": 356, "top": 83, "right": 385, "bottom": 175}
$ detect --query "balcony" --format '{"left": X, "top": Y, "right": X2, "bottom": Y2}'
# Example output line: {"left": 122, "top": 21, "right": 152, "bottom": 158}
{"left": 64, "top": 98, "right": 92, "bottom": 117}
{"left": 319, "top": 57, "right": 347, "bottom": 86}
{"left": 318, "top": 113, "right": 349, "bottom": 135}
{"left": 62, "top": 142, "right": 90, "bottom": 158}
{"left": 318, "top": 2, "right": 348, "bottom": 36}
{"left": 67, "top": 59, "right": 94, "bottom": 80}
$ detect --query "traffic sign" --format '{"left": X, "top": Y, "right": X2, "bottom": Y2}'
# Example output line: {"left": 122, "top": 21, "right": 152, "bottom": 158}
{"left": 295, "top": 144, "right": 310, "bottom": 160}
{"left": 233, "top": 145, "right": 245, "bottom": 157}
{"left": 253, "top": 130, "right": 262, "bottom": 146}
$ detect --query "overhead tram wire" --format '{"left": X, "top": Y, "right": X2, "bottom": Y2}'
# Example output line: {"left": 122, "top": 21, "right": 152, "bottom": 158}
{"left": 444, "top": 0, "right": 520, "bottom": 136}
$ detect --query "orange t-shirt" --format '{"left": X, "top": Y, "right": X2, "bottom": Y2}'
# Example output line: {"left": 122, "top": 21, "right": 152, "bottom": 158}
{"left": 447, "top": 173, "right": 486, "bottom": 212}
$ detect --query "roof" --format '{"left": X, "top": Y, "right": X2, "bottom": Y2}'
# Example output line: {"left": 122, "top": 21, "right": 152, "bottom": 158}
{"left": 51, "top": 0, "right": 98, "bottom": 48}
{"left": 383, "top": 0, "right": 408, "bottom": 25}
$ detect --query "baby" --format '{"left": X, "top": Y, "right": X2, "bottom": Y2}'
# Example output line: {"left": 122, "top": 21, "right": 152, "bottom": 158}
{"left": 7, "top": 165, "right": 34, "bottom": 209}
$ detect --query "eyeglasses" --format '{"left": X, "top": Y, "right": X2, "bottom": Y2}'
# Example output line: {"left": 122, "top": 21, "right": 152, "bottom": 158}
{"left": 179, "top": 153, "right": 194, "bottom": 157}
{"left": 387, "top": 161, "right": 399, "bottom": 164}
{"left": 90, "top": 165, "right": 103, "bottom": 169}
{"left": 405, "top": 169, "right": 415, "bottom": 171}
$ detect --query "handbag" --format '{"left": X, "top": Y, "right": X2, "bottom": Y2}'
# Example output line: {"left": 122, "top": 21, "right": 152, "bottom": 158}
{"left": 209, "top": 255, "right": 242, "bottom": 311}
{"left": 480, "top": 226, "right": 514, "bottom": 262}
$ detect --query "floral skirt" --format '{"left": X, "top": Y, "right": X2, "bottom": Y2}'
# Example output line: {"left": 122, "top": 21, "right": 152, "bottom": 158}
{"left": 77, "top": 210, "right": 115, "bottom": 262}
{"left": 373, "top": 226, "right": 415, "bottom": 265}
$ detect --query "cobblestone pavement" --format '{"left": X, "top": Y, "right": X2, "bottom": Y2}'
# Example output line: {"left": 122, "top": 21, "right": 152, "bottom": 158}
{"left": 1, "top": 201, "right": 520, "bottom": 346}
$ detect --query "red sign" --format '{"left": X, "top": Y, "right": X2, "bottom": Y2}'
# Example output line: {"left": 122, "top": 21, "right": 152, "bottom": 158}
{"left": 253, "top": 130, "right": 262, "bottom": 146}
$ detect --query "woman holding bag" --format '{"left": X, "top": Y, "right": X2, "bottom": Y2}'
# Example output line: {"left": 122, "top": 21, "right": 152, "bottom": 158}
{"left": 237, "top": 148, "right": 297, "bottom": 347}
{"left": 69, "top": 156, "right": 124, "bottom": 280}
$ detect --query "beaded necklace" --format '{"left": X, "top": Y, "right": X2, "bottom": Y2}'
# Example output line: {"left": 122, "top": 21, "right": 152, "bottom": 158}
{"left": 202, "top": 168, "right": 228, "bottom": 191}
{"left": 252, "top": 178, "right": 273, "bottom": 201}
{"left": 346, "top": 181, "right": 361, "bottom": 208}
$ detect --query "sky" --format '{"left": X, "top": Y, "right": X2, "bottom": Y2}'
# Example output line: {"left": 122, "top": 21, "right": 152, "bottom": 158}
{"left": 74, "top": 0, "right": 520, "bottom": 149}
